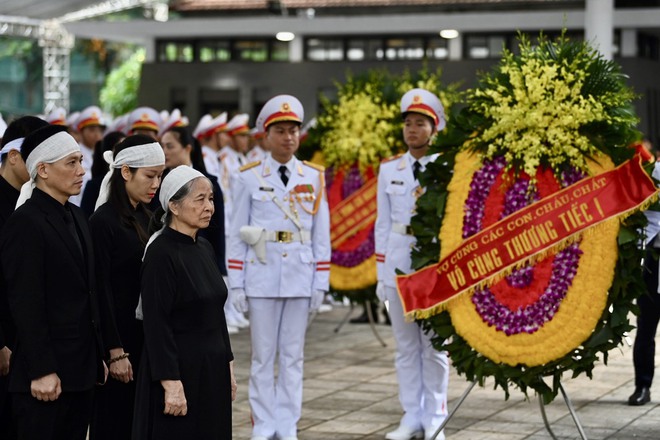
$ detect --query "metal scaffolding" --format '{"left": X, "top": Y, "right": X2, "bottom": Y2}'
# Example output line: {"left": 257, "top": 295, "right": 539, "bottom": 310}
{"left": 40, "top": 20, "right": 75, "bottom": 114}
{"left": 0, "top": 0, "right": 162, "bottom": 113}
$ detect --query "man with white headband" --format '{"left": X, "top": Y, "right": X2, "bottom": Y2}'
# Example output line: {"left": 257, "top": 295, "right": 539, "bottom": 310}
{"left": 133, "top": 165, "right": 236, "bottom": 439}
{"left": 0, "top": 125, "right": 107, "bottom": 440}
{"left": 0, "top": 115, "right": 49, "bottom": 440}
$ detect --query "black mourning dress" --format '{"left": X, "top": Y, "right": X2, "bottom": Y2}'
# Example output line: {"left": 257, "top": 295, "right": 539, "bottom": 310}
{"left": 88, "top": 202, "right": 151, "bottom": 440}
{"left": 132, "top": 227, "right": 233, "bottom": 440}
{"left": 0, "top": 175, "right": 19, "bottom": 439}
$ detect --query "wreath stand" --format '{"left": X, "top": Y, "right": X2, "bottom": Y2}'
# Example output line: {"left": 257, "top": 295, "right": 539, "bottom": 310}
{"left": 334, "top": 299, "right": 387, "bottom": 347}
{"left": 426, "top": 379, "right": 589, "bottom": 440}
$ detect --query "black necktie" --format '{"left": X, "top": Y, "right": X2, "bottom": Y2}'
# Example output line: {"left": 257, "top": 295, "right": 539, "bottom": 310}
{"left": 64, "top": 208, "right": 83, "bottom": 255}
{"left": 413, "top": 161, "right": 422, "bottom": 180}
{"left": 279, "top": 165, "right": 289, "bottom": 186}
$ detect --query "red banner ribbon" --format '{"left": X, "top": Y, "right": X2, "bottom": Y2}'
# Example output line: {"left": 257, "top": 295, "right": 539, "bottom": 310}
{"left": 396, "top": 156, "right": 658, "bottom": 318}
{"left": 330, "top": 176, "right": 378, "bottom": 248}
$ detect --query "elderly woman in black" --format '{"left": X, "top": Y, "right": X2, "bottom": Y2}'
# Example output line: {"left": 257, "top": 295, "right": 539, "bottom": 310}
{"left": 132, "top": 166, "right": 236, "bottom": 440}
{"left": 88, "top": 135, "right": 165, "bottom": 440}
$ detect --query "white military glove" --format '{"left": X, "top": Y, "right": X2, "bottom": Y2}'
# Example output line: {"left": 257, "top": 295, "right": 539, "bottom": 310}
{"left": 310, "top": 290, "right": 325, "bottom": 311}
{"left": 230, "top": 288, "right": 248, "bottom": 313}
{"left": 375, "top": 281, "right": 386, "bottom": 302}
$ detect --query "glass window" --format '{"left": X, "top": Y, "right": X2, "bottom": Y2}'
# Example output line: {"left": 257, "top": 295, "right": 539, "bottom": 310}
{"left": 234, "top": 40, "right": 268, "bottom": 62}
{"left": 384, "top": 38, "right": 424, "bottom": 60}
{"left": 346, "top": 39, "right": 383, "bottom": 61}
{"left": 271, "top": 41, "right": 289, "bottom": 61}
{"left": 158, "top": 41, "right": 193, "bottom": 62}
{"left": 426, "top": 37, "right": 449, "bottom": 60}
{"left": 466, "top": 35, "right": 490, "bottom": 59}
{"left": 488, "top": 36, "right": 506, "bottom": 58}
{"left": 639, "top": 32, "right": 660, "bottom": 60}
{"left": 306, "top": 38, "right": 344, "bottom": 61}
{"left": 199, "top": 40, "right": 230, "bottom": 62}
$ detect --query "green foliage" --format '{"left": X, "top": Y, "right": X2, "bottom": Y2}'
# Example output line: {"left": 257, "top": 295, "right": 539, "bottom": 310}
{"left": 99, "top": 48, "right": 145, "bottom": 117}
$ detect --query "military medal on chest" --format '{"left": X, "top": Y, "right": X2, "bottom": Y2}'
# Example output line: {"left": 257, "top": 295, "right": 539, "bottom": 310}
{"left": 287, "top": 182, "right": 321, "bottom": 217}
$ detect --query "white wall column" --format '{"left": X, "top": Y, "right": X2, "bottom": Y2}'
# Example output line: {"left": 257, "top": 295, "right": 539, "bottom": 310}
{"left": 448, "top": 35, "right": 463, "bottom": 61}
{"left": 585, "top": 0, "right": 614, "bottom": 60}
{"left": 289, "top": 36, "right": 304, "bottom": 62}
{"left": 143, "top": 38, "right": 156, "bottom": 63}
{"left": 620, "top": 28, "right": 638, "bottom": 57}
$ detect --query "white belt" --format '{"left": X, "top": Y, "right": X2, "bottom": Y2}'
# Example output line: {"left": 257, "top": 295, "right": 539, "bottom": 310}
{"left": 392, "top": 222, "right": 413, "bottom": 235}
{"left": 265, "top": 230, "right": 311, "bottom": 243}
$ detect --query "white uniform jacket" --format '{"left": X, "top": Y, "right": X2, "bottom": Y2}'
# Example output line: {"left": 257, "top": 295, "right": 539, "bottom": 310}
{"left": 375, "top": 151, "right": 439, "bottom": 288}
{"left": 218, "top": 145, "right": 247, "bottom": 234}
{"left": 227, "top": 156, "right": 330, "bottom": 297}
{"left": 202, "top": 145, "right": 221, "bottom": 181}
{"left": 247, "top": 145, "right": 268, "bottom": 163}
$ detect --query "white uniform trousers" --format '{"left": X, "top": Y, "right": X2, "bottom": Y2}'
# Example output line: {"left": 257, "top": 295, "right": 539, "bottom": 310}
{"left": 386, "top": 286, "right": 449, "bottom": 433}
{"left": 248, "top": 297, "right": 309, "bottom": 438}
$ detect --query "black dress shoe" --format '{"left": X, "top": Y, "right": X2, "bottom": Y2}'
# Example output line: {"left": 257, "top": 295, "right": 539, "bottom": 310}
{"left": 628, "top": 386, "right": 651, "bottom": 406}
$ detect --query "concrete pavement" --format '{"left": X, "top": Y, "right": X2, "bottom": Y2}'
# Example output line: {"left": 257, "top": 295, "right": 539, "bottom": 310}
{"left": 230, "top": 304, "right": 660, "bottom": 439}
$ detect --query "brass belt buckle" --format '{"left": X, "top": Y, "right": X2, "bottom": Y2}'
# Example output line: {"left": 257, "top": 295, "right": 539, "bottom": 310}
{"left": 276, "top": 231, "right": 293, "bottom": 243}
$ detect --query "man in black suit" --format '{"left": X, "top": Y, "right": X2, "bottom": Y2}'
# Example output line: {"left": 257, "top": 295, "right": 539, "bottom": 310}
{"left": 629, "top": 242, "right": 660, "bottom": 406}
{"left": 0, "top": 124, "right": 107, "bottom": 439}
{"left": 0, "top": 115, "right": 49, "bottom": 440}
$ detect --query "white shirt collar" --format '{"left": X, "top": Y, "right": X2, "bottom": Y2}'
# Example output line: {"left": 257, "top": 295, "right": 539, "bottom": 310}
{"left": 269, "top": 156, "right": 295, "bottom": 175}
{"left": 405, "top": 151, "right": 432, "bottom": 169}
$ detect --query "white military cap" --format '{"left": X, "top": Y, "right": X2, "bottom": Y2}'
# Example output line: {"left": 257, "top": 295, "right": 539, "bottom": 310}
{"left": 75, "top": 106, "right": 105, "bottom": 132}
{"left": 105, "top": 114, "right": 129, "bottom": 135}
{"left": 256, "top": 95, "right": 304, "bottom": 133}
{"left": 226, "top": 113, "right": 250, "bottom": 136}
{"left": 400, "top": 88, "right": 446, "bottom": 130}
{"left": 193, "top": 112, "right": 227, "bottom": 140}
{"left": 128, "top": 106, "right": 162, "bottom": 134}
{"left": 66, "top": 111, "right": 81, "bottom": 130}
{"left": 46, "top": 107, "right": 68, "bottom": 126}
{"left": 249, "top": 126, "right": 265, "bottom": 140}
{"left": 159, "top": 108, "right": 189, "bottom": 136}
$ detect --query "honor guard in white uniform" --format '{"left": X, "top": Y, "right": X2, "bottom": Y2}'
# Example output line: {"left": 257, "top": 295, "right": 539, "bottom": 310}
{"left": 158, "top": 108, "right": 189, "bottom": 138}
{"left": 127, "top": 106, "right": 162, "bottom": 140}
{"left": 104, "top": 114, "right": 129, "bottom": 136}
{"left": 46, "top": 107, "right": 68, "bottom": 126}
{"left": 375, "top": 89, "right": 449, "bottom": 440}
{"left": 247, "top": 127, "right": 268, "bottom": 163}
{"left": 218, "top": 114, "right": 249, "bottom": 218}
{"left": 217, "top": 114, "right": 252, "bottom": 329}
{"left": 194, "top": 112, "right": 227, "bottom": 182}
{"left": 227, "top": 95, "right": 330, "bottom": 440}
{"left": 69, "top": 106, "right": 105, "bottom": 206}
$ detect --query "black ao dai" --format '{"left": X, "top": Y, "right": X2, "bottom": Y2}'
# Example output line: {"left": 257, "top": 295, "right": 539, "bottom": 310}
{"left": 132, "top": 227, "right": 233, "bottom": 440}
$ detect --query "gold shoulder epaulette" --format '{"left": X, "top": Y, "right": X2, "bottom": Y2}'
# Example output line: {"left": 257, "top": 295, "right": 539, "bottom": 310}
{"left": 303, "top": 160, "right": 325, "bottom": 172}
{"left": 239, "top": 161, "right": 261, "bottom": 172}
{"left": 381, "top": 153, "right": 404, "bottom": 164}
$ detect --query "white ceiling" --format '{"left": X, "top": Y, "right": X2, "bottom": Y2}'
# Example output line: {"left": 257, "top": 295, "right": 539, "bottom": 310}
{"left": 0, "top": 0, "right": 96, "bottom": 20}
